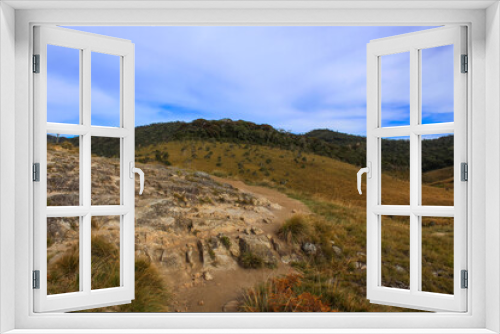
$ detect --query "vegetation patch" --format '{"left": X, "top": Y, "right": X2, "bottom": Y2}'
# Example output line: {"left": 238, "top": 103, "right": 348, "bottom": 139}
{"left": 220, "top": 236, "right": 232, "bottom": 250}
{"left": 278, "top": 214, "right": 312, "bottom": 244}
{"left": 239, "top": 251, "right": 264, "bottom": 269}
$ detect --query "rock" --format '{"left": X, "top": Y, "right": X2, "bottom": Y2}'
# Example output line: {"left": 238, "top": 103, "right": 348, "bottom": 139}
{"left": 354, "top": 262, "right": 366, "bottom": 270}
{"left": 301, "top": 242, "right": 317, "bottom": 255}
{"left": 222, "top": 300, "right": 241, "bottom": 312}
{"left": 262, "top": 218, "right": 271, "bottom": 224}
{"left": 253, "top": 207, "right": 273, "bottom": 215}
{"left": 269, "top": 203, "right": 282, "bottom": 210}
{"left": 292, "top": 209, "right": 298, "bottom": 213}
{"left": 198, "top": 240, "right": 217, "bottom": 268}
{"left": 239, "top": 235, "right": 277, "bottom": 268}
{"left": 203, "top": 271, "right": 214, "bottom": 281}
{"left": 186, "top": 245, "right": 194, "bottom": 265}
{"left": 244, "top": 228, "right": 251, "bottom": 235}
{"left": 229, "top": 243, "right": 240, "bottom": 257}
{"left": 251, "top": 227, "right": 264, "bottom": 235}
{"left": 209, "top": 236, "right": 220, "bottom": 249}
{"left": 332, "top": 245, "right": 343, "bottom": 257}
{"left": 281, "top": 253, "right": 302, "bottom": 264}
{"left": 194, "top": 171, "right": 210, "bottom": 179}
{"left": 160, "top": 252, "right": 183, "bottom": 270}
{"left": 198, "top": 300, "right": 204, "bottom": 306}
{"left": 271, "top": 238, "right": 281, "bottom": 252}
{"left": 395, "top": 265, "right": 407, "bottom": 274}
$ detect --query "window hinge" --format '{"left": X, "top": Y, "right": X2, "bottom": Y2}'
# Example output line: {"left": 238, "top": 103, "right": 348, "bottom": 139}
{"left": 33, "top": 54, "right": 40, "bottom": 73}
{"left": 461, "top": 162, "right": 468, "bottom": 182}
{"left": 33, "top": 163, "right": 40, "bottom": 182}
{"left": 461, "top": 270, "right": 468, "bottom": 289}
{"left": 461, "top": 54, "right": 468, "bottom": 73}
{"left": 33, "top": 270, "right": 40, "bottom": 289}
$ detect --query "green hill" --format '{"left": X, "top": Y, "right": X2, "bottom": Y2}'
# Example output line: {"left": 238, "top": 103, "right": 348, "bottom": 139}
{"left": 61, "top": 118, "right": 454, "bottom": 174}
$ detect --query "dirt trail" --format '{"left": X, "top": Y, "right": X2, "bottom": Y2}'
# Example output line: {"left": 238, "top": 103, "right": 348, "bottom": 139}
{"left": 212, "top": 177, "right": 310, "bottom": 220}
{"left": 170, "top": 177, "right": 310, "bottom": 312}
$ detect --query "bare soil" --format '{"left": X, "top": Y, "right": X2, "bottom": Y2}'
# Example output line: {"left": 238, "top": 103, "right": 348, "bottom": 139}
{"left": 169, "top": 177, "right": 310, "bottom": 312}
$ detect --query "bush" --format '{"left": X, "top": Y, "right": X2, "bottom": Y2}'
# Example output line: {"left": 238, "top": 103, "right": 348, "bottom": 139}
{"left": 220, "top": 236, "right": 232, "bottom": 249}
{"left": 278, "top": 214, "right": 312, "bottom": 243}
{"left": 241, "top": 274, "right": 334, "bottom": 312}
{"left": 75, "top": 237, "right": 170, "bottom": 312}
{"left": 239, "top": 251, "right": 264, "bottom": 269}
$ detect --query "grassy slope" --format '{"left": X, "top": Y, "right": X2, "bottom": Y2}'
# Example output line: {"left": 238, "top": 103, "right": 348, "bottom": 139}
{"left": 136, "top": 140, "right": 454, "bottom": 207}
{"left": 48, "top": 137, "right": 454, "bottom": 312}
{"left": 136, "top": 140, "right": 454, "bottom": 311}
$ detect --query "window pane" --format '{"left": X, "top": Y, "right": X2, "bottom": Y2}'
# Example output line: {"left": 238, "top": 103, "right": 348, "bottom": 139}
{"left": 47, "top": 134, "right": 80, "bottom": 206}
{"left": 381, "top": 52, "right": 410, "bottom": 127}
{"left": 381, "top": 215, "right": 410, "bottom": 289}
{"left": 47, "top": 217, "right": 80, "bottom": 295}
{"left": 421, "top": 134, "right": 454, "bottom": 206}
{"left": 91, "top": 137, "right": 121, "bottom": 205}
{"left": 421, "top": 217, "right": 454, "bottom": 294}
{"left": 91, "top": 216, "right": 120, "bottom": 290}
{"left": 47, "top": 45, "right": 80, "bottom": 124}
{"left": 421, "top": 45, "right": 454, "bottom": 124}
{"left": 91, "top": 52, "right": 121, "bottom": 127}
{"left": 381, "top": 136, "right": 410, "bottom": 205}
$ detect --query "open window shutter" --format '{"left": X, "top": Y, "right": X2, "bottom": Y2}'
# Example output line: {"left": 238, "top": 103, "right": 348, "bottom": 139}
{"left": 365, "top": 26, "right": 467, "bottom": 312}
{"left": 33, "top": 26, "right": 136, "bottom": 312}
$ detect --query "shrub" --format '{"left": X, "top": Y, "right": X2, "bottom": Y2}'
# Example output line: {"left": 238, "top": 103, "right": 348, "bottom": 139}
{"left": 241, "top": 274, "right": 334, "bottom": 312}
{"left": 239, "top": 251, "right": 264, "bottom": 269}
{"left": 278, "top": 214, "right": 312, "bottom": 243}
{"left": 220, "top": 236, "right": 232, "bottom": 249}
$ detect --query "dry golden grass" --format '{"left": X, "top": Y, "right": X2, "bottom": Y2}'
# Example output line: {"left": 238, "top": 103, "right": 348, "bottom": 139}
{"left": 136, "top": 140, "right": 453, "bottom": 208}
{"left": 48, "top": 140, "right": 454, "bottom": 312}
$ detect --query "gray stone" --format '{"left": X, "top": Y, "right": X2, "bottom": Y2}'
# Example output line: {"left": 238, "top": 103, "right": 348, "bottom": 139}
{"left": 194, "top": 171, "right": 210, "bottom": 179}
{"left": 332, "top": 246, "right": 343, "bottom": 257}
{"left": 302, "top": 242, "right": 317, "bottom": 255}
{"left": 395, "top": 265, "right": 407, "bottom": 274}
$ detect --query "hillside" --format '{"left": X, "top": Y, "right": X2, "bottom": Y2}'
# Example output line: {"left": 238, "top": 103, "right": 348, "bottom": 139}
{"left": 47, "top": 119, "right": 455, "bottom": 312}
{"left": 73, "top": 119, "right": 454, "bottom": 174}
{"left": 47, "top": 134, "right": 454, "bottom": 312}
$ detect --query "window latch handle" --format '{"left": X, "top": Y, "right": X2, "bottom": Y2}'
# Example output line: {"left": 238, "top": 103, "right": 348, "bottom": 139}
{"left": 129, "top": 162, "right": 145, "bottom": 195}
{"left": 357, "top": 162, "right": 371, "bottom": 195}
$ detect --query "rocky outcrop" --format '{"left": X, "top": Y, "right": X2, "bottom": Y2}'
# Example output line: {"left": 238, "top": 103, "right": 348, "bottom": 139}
{"left": 238, "top": 235, "right": 278, "bottom": 268}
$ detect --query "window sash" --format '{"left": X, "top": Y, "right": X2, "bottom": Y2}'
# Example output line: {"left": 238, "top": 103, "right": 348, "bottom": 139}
{"left": 33, "top": 26, "right": 136, "bottom": 313}
{"left": 366, "top": 26, "right": 468, "bottom": 312}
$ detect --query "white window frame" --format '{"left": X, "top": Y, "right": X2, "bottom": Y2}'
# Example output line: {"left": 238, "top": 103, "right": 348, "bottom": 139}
{"left": 1, "top": 1, "right": 499, "bottom": 333}
{"left": 33, "top": 26, "right": 136, "bottom": 313}
{"left": 366, "top": 26, "right": 467, "bottom": 312}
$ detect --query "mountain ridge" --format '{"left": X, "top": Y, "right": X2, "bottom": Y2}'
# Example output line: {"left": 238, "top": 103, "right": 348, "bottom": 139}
{"left": 57, "top": 118, "right": 453, "bottom": 173}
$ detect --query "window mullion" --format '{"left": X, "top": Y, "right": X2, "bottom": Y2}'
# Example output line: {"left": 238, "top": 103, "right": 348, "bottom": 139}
{"left": 409, "top": 47, "right": 420, "bottom": 294}
{"left": 82, "top": 48, "right": 92, "bottom": 294}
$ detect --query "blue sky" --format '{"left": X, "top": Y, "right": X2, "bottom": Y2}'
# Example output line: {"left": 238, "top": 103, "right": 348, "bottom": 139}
{"left": 47, "top": 26, "right": 454, "bottom": 135}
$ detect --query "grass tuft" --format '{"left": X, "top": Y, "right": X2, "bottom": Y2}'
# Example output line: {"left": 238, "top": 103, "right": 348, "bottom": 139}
{"left": 278, "top": 214, "right": 312, "bottom": 244}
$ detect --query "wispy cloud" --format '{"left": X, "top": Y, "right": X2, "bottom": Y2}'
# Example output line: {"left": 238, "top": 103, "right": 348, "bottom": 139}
{"left": 50, "top": 26, "right": 449, "bottom": 135}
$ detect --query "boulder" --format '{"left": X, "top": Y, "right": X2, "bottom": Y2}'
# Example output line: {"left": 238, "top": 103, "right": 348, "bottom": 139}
{"left": 238, "top": 235, "right": 277, "bottom": 268}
